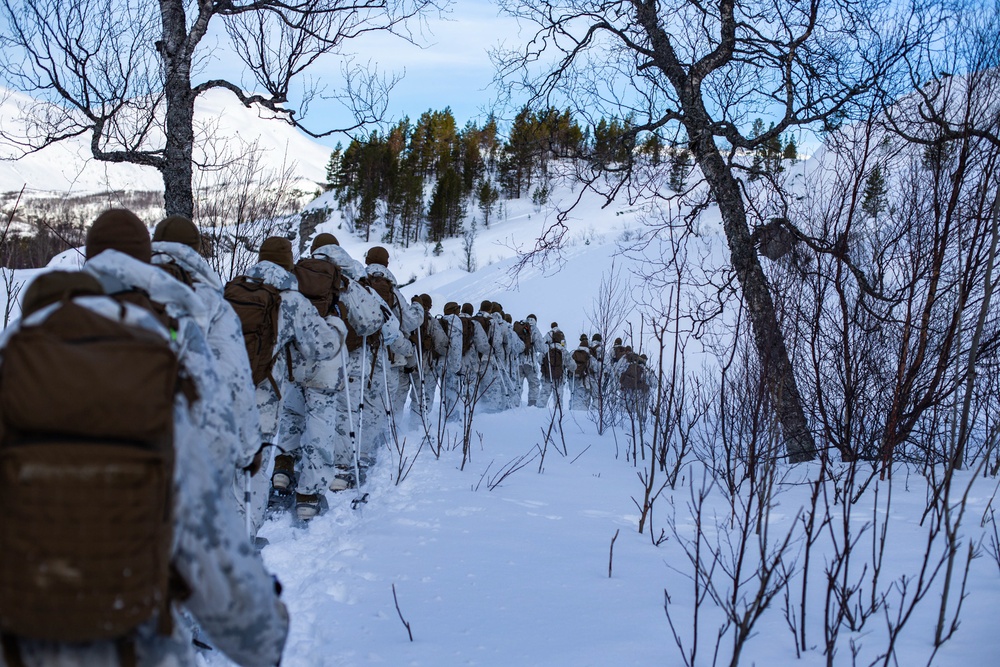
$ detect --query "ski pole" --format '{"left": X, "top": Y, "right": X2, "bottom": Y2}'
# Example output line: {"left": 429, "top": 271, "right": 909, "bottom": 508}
{"left": 354, "top": 338, "right": 367, "bottom": 492}
{"left": 415, "top": 324, "right": 426, "bottom": 414}
{"left": 244, "top": 468, "right": 252, "bottom": 538}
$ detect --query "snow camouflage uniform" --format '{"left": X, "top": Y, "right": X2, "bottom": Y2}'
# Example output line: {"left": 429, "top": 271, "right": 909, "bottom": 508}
{"left": 402, "top": 294, "right": 449, "bottom": 428}
{"left": 616, "top": 351, "right": 652, "bottom": 422}
{"left": 0, "top": 282, "right": 288, "bottom": 667}
{"left": 496, "top": 307, "right": 524, "bottom": 409}
{"left": 239, "top": 255, "right": 343, "bottom": 532}
{"left": 474, "top": 300, "right": 508, "bottom": 413}
{"left": 151, "top": 237, "right": 260, "bottom": 471}
{"left": 83, "top": 249, "right": 243, "bottom": 480}
{"left": 151, "top": 227, "right": 265, "bottom": 528}
{"left": 364, "top": 249, "right": 421, "bottom": 429}
{"left": 538, "top": 324, "right": 577, "bottom": 408}
{"left": 569, "top": 335, "right": 594, "bottom": 411}
{"left": 516, "top": 315, "right": 546, "bottom": 407}
{"left": 308, "top": 244, "right": 388, "bottom": 480}
{"left": 437, "top": 303, "right": 467, "bottom": 420}
{"left": 459, "top": 303, "right": 491, "bottom": 412}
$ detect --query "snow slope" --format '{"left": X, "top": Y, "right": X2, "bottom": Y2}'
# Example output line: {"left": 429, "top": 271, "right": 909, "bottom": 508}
{"left": 0, "top": 87, "right": 330, "bottom": 195}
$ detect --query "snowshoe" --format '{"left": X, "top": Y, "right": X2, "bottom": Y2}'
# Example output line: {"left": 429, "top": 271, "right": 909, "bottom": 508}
{"left": 294, "top": 492, "right": 329, "bottom": 523}
{"left": 266, "top": 486, "right": 295, "bottom": 517}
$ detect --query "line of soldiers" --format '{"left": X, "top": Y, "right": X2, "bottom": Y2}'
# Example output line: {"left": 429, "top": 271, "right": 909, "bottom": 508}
{"left": 0, "top": 207, "right": 657, "bottom": 667}
{"left": 0, "top": 210, "right": 289, "bottom": 667}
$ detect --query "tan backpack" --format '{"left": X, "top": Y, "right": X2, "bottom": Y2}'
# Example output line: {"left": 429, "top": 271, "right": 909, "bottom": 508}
{"left": 224, "top": 276, "right": 286, "bottom": 391}
{"left": 0, "top": 301, "right": 180, "bottom": 652}
{"left": 293, "top": 257, "right": 344, "bottom": 318}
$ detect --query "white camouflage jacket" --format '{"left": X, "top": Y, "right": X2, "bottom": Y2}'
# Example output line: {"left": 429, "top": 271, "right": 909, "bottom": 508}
{"left": 242, "top": 260, "right": 344, "bottom": 390}
{"left": 152, "top": 241, "right": 261, "bottom": 469}
{"left": 0, "top": 296, "right": 288, "bottom": 667}
{"left": 84, "top": 250, "right": 242, "bottom": 472}
{"left": 519, "top": 320, "right": 546, "bottom": 368}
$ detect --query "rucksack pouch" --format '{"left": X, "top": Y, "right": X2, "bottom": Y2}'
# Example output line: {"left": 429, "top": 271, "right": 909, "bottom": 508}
{"left": 0, "top": 441, "right": 172, "bottom": 642}
{"left": 0, "top": 327, "right": 178, "bottom": 442}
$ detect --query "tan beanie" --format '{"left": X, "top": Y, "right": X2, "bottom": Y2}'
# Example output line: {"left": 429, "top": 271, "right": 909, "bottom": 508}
{"left": 86, "top": 208, "right": 151, "bottom": 263}
{"left": 365, "top": 246, "right": 389, "bottom": 266}
{"left": 153, "top": 215, "right": 201, "bottom": 252}
{"left": 311, "top": 233, "right": 339, "bottom": 252}
{"left": 259, "top": 237, "right": 293, "bottom": 271}
{"left": 461, "top": 302, "right": 474, "bottom": 316}
{"left": 443, "top": 301, "right": 460, "bottom": 315}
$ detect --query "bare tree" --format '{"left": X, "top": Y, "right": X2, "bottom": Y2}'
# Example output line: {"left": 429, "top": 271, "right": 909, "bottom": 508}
{"left": 0, "top": 0, "right": 446, "bottom": 219}
{"left": 195, "top": 138, "right": 304, "bottom": 281}
{"left": 492, "top": 0, "right": 932, "bottom": 462}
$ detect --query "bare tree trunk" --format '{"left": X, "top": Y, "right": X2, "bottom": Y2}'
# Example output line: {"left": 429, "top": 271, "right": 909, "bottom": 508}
{"left": 691, "top": 130, "right": 816, "bottom": 462}
{"left": 159, "top": 0, "right": 196, "bottom": 220}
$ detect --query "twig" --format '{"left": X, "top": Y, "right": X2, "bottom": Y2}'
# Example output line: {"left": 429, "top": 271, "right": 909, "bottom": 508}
{"left": 570, "top": 443, "right": 592, "bottom": 464}
{"left": 609, "top": 529, "right": 620, "bottom": 578}
{"left": 392, "top": 583, "right": 413, "bottom": 642}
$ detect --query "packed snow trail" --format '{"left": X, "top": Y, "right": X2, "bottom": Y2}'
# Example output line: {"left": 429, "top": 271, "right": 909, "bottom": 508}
{"left": 226, "top": 405, "right": 677, "bottom": 667}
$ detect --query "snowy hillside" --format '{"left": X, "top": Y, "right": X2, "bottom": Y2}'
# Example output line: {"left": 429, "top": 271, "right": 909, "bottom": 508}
{"left": 1, "top": 137, "right": 998, "bottom": 667}
{"left": 0, "top": 87, "right": 331, "bottom": 196}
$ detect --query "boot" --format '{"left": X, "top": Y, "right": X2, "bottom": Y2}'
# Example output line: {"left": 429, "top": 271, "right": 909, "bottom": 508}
{"left": 271, "top": 453, "right": 296, "bottom": 491}
{"left": 295, "top": 493, "right": 328, "bottom": 522}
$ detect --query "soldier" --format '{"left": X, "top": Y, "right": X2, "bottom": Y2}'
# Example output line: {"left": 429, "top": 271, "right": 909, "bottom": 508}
{"left": 617, "top": 351, "right": 652, "bottom": 422}
{"left": 459, "top": 302, "right": 491, "bottom": 409}
{"left": 82, "top": 209, "right": 241, "bottom": 487}
{"left": 404, "top": 293, "right": 449, "bottom": 428}
{"left": 569, "top": 334, "right": 594, "bottom": 411}
{"left": 539, "top": 322, "right": 576, "bottom": 408}
{"left": 230, "top": 237, "right": 345, "bottom": 528}
{"left": 514, "top": 314, "right": 546, "bottom": 407}
{"left": 437, "top": 301, "right": 467, "bottom": 420}
{"left": 494, "top": 305, "right": 524, "bottom": 409}
{"left": 473, "top": 299, "right": 507, "bottom": 413}
{"left": 298, "top": 235, "right": 386, "bottom": 491}
{"left": 361, "top": 246, "right": 419, "bottom": 470}
{"left": 151, "top": 215, "right": 264, "bottom": 526}
{"left": 0, "top": 271, "right": 289, "bottom": 667}
{"left": 270, "top": 234, "right": 357, "bottom": 520}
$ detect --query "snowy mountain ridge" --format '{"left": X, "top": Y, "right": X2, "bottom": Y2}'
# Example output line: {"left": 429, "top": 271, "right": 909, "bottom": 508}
{"left": 0, "top": 87, "right": 331, "bottom": 196}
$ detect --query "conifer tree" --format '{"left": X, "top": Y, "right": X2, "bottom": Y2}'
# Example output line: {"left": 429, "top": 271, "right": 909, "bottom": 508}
{"left": 861, "top": 164, "right": 888, "bottom": 220}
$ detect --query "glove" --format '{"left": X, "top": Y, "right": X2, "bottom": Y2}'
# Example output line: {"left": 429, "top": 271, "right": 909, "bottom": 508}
{"left": 243, "top": 447, "right": 265, "bottom": 476}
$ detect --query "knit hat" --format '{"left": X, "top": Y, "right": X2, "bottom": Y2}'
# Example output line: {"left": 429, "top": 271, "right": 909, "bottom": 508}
{"left": 443, "top": 301, "right": 460, "bottom": 315}
{"left": 526, "top": 314, "right": 537, "bottom": 323}
{"left": 580, "top": 334, "right": 589, "bottom": 343}
{"left": 550, "top": 322, "right": 558, "bottom": 329}
{"left": 420, "top": 294, "right": 432, "bottom": 310}
{"left": 503, "top": 313, "right": 512, "bottom": 323}
{"left": 365, "top": 246, "right": 389, "bottom": 266}
{"left": 614, "top": 337, "right": 622, "bottom": 346}
{"left": 259, "top": 236, "right": 293, "bottom": 271}
{"left": 480, "top": 299, "right": 492, "bottom": 313}
{"left": 86, "top": 208, "right": 151, "bottom": 263}
{"left": 21, "top": 271, "right": 104, "bottom": 318}
{"left": 592, "top": 333, "right": 602, "bottom": 342}
{"left": 311, "top": 233, "right": 339, "bottom": 252}
{"left": 153, "top": 215, "right": 201, "bottom": 252}
{"left": 491, "top": 301, "right": 503, "bottom": 314}
{"left": 461, "top": 302, "right": 474, "bottom": 316}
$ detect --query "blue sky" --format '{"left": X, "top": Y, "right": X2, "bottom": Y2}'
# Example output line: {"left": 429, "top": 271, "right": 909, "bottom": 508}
{"left": 274, "top": 1, "right": 522, "bottom": 149}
